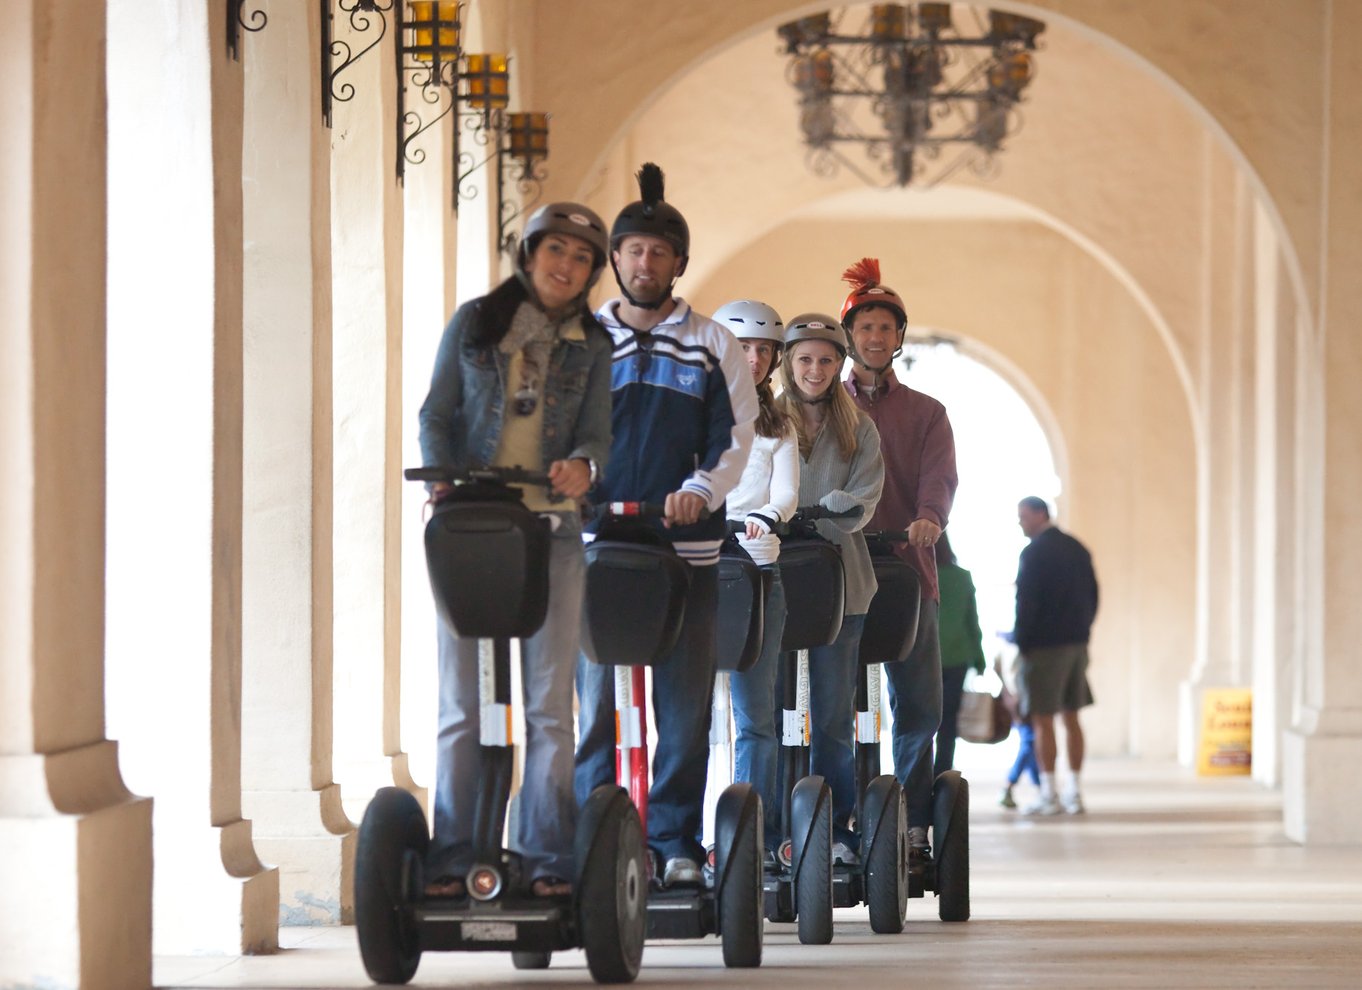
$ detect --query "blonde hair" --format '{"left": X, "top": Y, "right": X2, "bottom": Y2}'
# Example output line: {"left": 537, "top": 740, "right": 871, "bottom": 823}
{"left": 777, "top": 343, "right": 861, "bottom": 461}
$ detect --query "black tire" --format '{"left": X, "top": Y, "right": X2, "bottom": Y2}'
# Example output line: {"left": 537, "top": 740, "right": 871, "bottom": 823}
{"left": 791, "top": 776, "right": 833, "bottom": 945}
{"left": 715, "top": 783, "right": 764, "bottom": 968}
{"left": 355, "top": 787, "right": 427, "bottom": 985}
{"left": 864, "top": 775, "right": 908, "bottom": 935}
{"left": 933, "top": 771, "right": 970, "bottom": 922}
{"left": 576, "top": 786, "right": 647, "bottom": 984}
{"left": 511, "top": 950, "right": 552, "bottom": 969}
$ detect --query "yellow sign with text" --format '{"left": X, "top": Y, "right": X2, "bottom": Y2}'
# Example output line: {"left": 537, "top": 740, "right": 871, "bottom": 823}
{"left": 1197, "top": 688, "right": 1252, "bottom": 776}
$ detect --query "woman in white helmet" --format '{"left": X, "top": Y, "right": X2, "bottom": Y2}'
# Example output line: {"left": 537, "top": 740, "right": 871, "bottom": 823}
{"left": 714, "top": 299, "right": 800, "bottom": 865}
{"left": 775, "top": 314, "right": 884, "bottom": 865}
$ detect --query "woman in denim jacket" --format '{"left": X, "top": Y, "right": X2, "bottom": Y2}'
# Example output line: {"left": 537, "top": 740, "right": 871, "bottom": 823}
{"left": 417, "top": 203, "right": 613, "bottom": 899}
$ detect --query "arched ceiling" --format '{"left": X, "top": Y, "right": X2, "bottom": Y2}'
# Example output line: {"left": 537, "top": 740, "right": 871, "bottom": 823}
{"left": 526, "top": 0, "right": 1322, "bottom": 337}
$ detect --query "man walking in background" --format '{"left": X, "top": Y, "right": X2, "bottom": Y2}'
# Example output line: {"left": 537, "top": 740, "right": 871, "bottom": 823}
{"left": 1014, "top": 495, "right": 1099, "bottom": 816}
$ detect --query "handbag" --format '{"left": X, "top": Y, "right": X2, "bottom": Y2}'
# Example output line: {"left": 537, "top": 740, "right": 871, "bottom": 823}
{"left": 957, "top": 688, "right": 1012, "bottom": 745}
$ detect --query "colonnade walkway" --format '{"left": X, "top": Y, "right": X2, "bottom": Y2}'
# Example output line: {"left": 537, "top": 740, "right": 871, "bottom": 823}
{"left": 157, "top": 757, "right": 1362, "bottom": 989}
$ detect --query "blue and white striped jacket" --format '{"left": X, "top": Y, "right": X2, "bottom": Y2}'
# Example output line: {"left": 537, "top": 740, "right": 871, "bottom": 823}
{"left": 589, "top": 298, "right": 758, "bottom": 566}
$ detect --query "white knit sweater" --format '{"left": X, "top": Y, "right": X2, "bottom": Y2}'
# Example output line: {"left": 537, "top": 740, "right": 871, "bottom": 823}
{"left": 725, "top": 423, "right": 800, "bottom": 566}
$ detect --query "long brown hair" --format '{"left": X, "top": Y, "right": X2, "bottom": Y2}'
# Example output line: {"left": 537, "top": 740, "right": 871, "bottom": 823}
{"left": 776, "top": 343, "right": 861, "bottom": 461}
{"left": 754, "top": 376, "right": 792, "bottom": 440}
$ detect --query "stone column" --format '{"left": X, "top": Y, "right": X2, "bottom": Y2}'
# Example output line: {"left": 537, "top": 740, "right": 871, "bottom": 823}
{"left": 104, "top": 0, "right": 277, "bottom": 953}
{"left": 1283, "top": 0, "right": 1362, "bottom": 844}
{"left": 329, "top": 3, "right": 424, "bottom": 820}
{"left": 0, "top": 4, "right": 153, "bottom": 987}
{"left": 1178, "top": 146, "right": 1255, "bottom": 767}
{"left": 399, "top": 80, "right": 460, "bottom": 792}
{"left": 1249, "top": 205, "right": 1298, "bottom": 789}
{"left": 240, "top": 0, "right": 356, "bottom": 926}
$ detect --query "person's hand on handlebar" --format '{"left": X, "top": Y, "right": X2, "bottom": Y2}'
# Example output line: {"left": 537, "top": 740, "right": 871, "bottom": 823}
{"left": 664, "top": 490, "right": 708, "bottom": 528}
{"left": 547, "top": 458, "right": 591, "bottom": 500}
{"left": 907, "top": 518, "right": 942, "bottom": 548}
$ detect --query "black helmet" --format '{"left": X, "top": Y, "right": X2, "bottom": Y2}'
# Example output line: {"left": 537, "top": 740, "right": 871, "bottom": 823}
{"left": 610, "top": 162, "right": 690, "bottom": 282}
{"left": 518, "top": 201, "right": 609, "bottom": 290}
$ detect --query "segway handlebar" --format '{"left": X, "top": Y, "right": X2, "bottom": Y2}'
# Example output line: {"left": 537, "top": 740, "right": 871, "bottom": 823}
{"left": 592, "top": 501, "right": 711, "bottom": 522}
{"left": 773, "top": 503, "right": 864, "bottom": 537}
{"left": 792, "top": 504, "right": 864, "bottom": 522}
{"left": 404, "top": 465, "right": 554, "bottom": 487}
{"left": 862, "top": 529, "right": 912, "bottom": 543}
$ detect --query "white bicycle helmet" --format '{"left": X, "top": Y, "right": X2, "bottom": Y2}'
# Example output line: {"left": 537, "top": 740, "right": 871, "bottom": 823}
{"left": 713, "top": 299, "right": 785, "bottom": 345}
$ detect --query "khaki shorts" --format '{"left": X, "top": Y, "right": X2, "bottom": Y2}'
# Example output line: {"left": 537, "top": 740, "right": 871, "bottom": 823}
{"left": 1017, "top": 644, "right": 1094, "bottom": 718}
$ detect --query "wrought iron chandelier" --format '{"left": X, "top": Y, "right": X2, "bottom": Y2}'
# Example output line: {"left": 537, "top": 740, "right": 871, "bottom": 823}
{"left": 778, "top": 4, "right": 1045, "bottom": 187}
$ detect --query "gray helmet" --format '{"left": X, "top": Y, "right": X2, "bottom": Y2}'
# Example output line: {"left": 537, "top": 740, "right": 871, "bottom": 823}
{"left": 783, "top": 312, "right": 848, "bottom": 359}
{"left": 518, "top": 201, "right": 609, "bottom": 290}
{"left": 713, "top": 300, "right": 784, "bottom": 345}
{"left": 610, "top": 162, "right": 689, "bottom": 262}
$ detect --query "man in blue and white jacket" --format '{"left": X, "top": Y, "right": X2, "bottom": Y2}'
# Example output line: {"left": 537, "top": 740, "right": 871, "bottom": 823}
{"left": 575, "top": 163, "right": 758, "bottom": 887}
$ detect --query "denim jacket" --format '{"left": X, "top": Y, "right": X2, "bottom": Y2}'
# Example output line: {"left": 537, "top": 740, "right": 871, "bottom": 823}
{"left": 418, "top": 296, "right": 613, "bottom": 536}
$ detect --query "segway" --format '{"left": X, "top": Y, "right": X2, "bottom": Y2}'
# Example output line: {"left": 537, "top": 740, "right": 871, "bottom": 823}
{"left": 353, "top": 467, "right": 647, "bottom": 985}
{"left": 860, "top": 530, "right": 971, "bottom": 924}
{"left": 582, "top": 502, "right": 764, "bottom": 968}
{"left": 773, "top": 512, "right": 909, "bottom": 936}
{"left": 704, "top": 535, "right": 770, "bottom": 849}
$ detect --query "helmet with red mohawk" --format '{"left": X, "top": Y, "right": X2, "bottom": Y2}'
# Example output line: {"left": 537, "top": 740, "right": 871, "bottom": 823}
{"left": 839, "top": 257, "right": 908, "bottom": 331}
{"left": 840, "top": 257, "right": 907, "bottom": 374}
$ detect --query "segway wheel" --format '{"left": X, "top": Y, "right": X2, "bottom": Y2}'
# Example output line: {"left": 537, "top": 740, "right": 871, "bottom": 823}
{"left": 863, "top": 775, "right": 908, "bottom": 935}
{"left": 576, "top": 786, "right": 646, "bottom": 984}
{"left": 791, "top": 775, "right": 833, "bottom": 945}
{"left": 355, "top": 787, "right": 427, "bottom": 984}
{"left": 512, "top": 950, "right": 552, "bottom": 969}
{"left": 715, "top": 783, "right": 764, "bottom": 968}
{"left": 933, "top": 771, "right": 971, "bottom": 922}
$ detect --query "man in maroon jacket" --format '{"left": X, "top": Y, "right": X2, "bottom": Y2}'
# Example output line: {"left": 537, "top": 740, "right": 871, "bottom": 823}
{"left": 839, "top": 258, "right": 958, "bottom": 868}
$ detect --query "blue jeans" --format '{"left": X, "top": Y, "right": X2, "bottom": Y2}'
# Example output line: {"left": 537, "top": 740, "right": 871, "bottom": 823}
{"left": 933, "top": 663, "right": 969, "bottom": 778}
{"left": 1007, "top": 721, "right": 1040, "bottom": 786}
{"left": 885, "top": 597, "right": 942, "bottom": 826}
{"left": 575, "top": 562, "right": 718, "bottom": 863}
{"left": 728, "top": 565, "right": 786, "bottom": 853}
{"left": 784, "top": 612, "right": 866, "bottom": 848}
{"left": 428, "top": 534, "right": 581, "bottom": 882}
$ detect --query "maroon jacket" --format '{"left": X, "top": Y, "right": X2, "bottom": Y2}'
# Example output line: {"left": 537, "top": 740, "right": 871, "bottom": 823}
{"left": 845, "top": 370, "right": 957, "bottom": 601}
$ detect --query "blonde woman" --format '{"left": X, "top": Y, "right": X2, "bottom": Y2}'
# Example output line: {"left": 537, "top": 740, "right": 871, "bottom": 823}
{"left": 775, "top": 314, "right": 884, "bottom": 864}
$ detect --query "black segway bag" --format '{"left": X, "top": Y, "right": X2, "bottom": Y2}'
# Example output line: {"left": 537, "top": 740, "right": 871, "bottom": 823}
{"left": 778, "top": 537, "right": 846, "bottom": 651}
{"left": 715, "top": 543, "right": 769, "bottom": 673}
{"left": 582, "top": 526, "right": 690, "bottom": 666}
{"left": 859, "top": 549, "right": 921, "bottom": 666}
{"left": 423, "top": 487, "right": 551, "bottom": 640}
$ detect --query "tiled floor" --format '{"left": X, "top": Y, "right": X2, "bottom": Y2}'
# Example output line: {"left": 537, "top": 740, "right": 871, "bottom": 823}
{"left": 157, "top": 758, "right": 1362, "bottom": 988}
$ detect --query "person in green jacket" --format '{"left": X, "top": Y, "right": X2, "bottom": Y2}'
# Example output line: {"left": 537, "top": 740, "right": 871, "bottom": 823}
{"left": 934, "top": 532, "right": 986, "bottom": 776}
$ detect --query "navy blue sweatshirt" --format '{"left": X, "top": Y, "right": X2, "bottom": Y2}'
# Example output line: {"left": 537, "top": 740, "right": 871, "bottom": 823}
{"left": 1014, "top": 526, "right": 1099, "bottom": 651}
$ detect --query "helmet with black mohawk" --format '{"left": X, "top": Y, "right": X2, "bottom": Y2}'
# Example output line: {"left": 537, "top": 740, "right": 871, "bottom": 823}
{"left": 839, "top": 257, "right": 908, "bottom": 379}
{"left": 610, "top": 162, "right": 690, "bottom": 309}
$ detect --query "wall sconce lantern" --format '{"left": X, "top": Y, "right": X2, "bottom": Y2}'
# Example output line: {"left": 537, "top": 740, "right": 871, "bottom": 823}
{"left": 494, "top": 112, "right": 551, "bottom": 256}
{"left": 322, "top": 1, "right": 550, "bottom": 247}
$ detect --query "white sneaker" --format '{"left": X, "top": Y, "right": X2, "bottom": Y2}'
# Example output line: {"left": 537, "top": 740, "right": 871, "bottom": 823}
{"left": 1023, "top": 795, "right": 1062, "bottom": 816}
{"left": 1062, "top": 792, "right": 1086, "bottom": 815}
{"left": 663, "top": 857, "right": 703, "bottom": 887}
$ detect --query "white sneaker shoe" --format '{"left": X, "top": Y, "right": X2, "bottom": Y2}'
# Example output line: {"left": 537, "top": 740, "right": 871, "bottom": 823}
{"left": 1023, "top": 795, "right": 1062, "bottom": 816}
{"left": 663, "top": 857, "right": 703, "bottom": 887}
{"left": 1062, "top": 792, "right": 1086, "bottom": 815}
